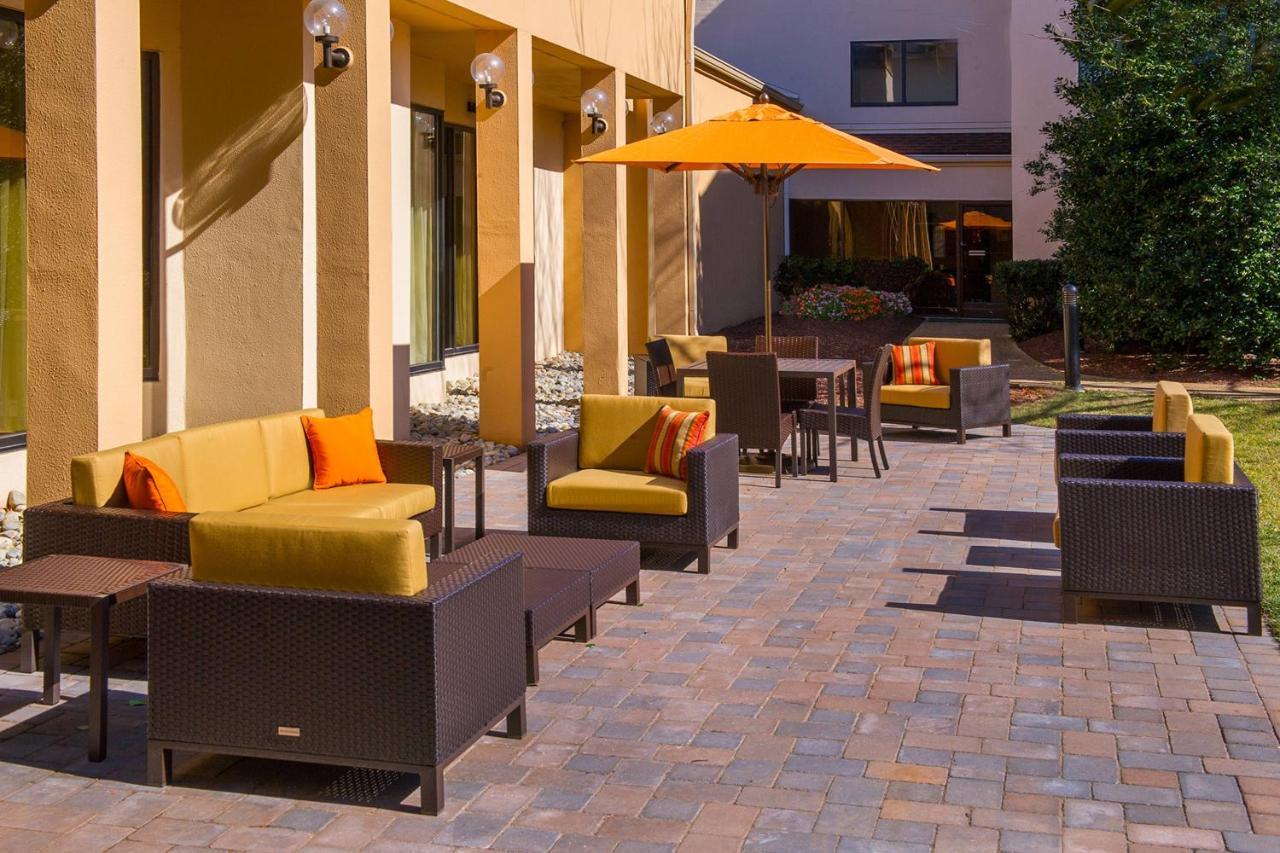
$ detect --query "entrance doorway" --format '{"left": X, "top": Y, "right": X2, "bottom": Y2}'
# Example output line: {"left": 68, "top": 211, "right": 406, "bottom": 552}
{"left": 957, "top": 204, "right": 1013, "bottom": 316}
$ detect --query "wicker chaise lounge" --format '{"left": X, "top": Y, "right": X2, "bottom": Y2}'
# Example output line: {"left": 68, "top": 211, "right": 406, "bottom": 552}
{"left": 1055, "top": 379, "right": 1192, "bottom": 462}
{"left": 528, "top": 394, "right": 739, "bottom": 573}
{"left": 877, "top": 337, "right": 1012, "bottom": 444}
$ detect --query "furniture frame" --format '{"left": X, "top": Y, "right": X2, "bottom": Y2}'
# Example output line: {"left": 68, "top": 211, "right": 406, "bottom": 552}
{"left": 876, "top": 361, "right": 1012, "bottom": 444}
{"left": 1054, "top": 413, "right": 1185, "bottom": 464}
{"left": 708, "top": 351, "right": 797, "bottom": 488}
{"left": 146, "top": 551, "right": 526, "bottom": 815}
{"left": 528, "top": 431, "right": 739, "bottom": 574}
{"left": 439, "top": 441, "right": 485, "bottom": 553}
{"left": 640, "top": 338, "right": 678, "bottom": 396}
{"left": 799, "top": 345, "right": 893, "bottom": 478}
{"left": 18, "top": 439, "right": 445, "bottom": 665}
{"left": 1057, "top": 454, "right": 1262, "bottom": 635}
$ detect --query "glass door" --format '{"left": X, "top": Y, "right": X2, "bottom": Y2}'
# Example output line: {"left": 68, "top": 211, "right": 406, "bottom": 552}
{"left": 958, "top": 204, "right": 1013, "bottom": 313}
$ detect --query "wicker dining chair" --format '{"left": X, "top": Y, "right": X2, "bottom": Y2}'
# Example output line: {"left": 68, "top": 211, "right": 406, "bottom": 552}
{"left": 755, "top": 335, "right": 820, "bottom": 413}
{"left": 642, "top": 338, "right": 678, "bottom": 396}
{"left": 708, "top": 351, "right": 797, "bottom": 488}
{"left": 798, "top": 345, "right": 893, "bottom": 478}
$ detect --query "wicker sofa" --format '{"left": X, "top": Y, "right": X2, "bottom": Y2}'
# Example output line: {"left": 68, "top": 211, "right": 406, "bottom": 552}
{"left": 20, "top": 409, "right": 443, "bottom": 665}
{"left": 147, "top": 513, "right": 524, "bottom": 815}
{"left": 876, "top": 337, "right": 1011, "bottom": 443}
{"left": 1055, "top": 379, "right": 1192, "bottom": 463}
{"left": 528, "top": 394, "right": 739, "bottom": 573}
{"left": 1057, "top": 413, "right": 1261, "bottom": 634}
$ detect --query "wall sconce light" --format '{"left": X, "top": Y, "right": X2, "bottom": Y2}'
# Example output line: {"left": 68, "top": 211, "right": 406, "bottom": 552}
{"left": 470, "top": 53, "right": 507, "bottom": 109}
{"left": 582, "top": 87, "right": 610, "bottom": 135}
{"left": 649, "top": 110, "right": 677, "bottom": 136}
{"left": 304, "top": 0, "right": 352, "bottom": 70}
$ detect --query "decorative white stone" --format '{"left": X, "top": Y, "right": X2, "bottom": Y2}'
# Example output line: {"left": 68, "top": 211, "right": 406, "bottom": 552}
{"left": 1, "top": 512, "right": 18, "bottom": 531}
{"left": 5, "top": 490, "right": 23, "bottom": 511}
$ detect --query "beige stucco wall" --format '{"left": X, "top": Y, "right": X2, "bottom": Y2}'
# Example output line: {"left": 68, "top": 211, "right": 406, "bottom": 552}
{"left": 533, "top": 106, "right": 566, "bottom": 362}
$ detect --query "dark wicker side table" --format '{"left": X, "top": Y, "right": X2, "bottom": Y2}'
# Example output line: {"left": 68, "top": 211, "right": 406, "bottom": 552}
{"left": 0, "top": 555, "right": 183, "bottom": 761}
{"left": 439, "top": 441, "right": 485, "bottom": 553}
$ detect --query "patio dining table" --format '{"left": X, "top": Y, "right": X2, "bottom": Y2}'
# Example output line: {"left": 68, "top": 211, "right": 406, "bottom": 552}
{"left": 677, "top": 357, "right": 858, "bottom": 482}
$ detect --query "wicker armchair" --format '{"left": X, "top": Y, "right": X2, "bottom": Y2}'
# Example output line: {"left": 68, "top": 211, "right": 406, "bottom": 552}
{"left": 754, "top": 335, "right": 820, "bottom": 413}
{"left": 1055, "top": 380, "right": 1192, "bottom": 463}
{"left": 527, "top": 395, "right": 739, "bottom": 574}
{"left": 799, "top": 345, "right": 892, "bottom": 478}
{"left": 878, "top": 337, "right": 1011, "bottom": 444}
{"left": 1057, "top": 414, "right": 1261, "bottom": 634}
{"left": 709, "top": 351, "right": 797, "bottom": 488}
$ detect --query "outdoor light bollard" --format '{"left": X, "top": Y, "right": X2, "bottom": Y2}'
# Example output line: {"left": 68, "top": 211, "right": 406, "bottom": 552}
{"left": 1062, "top": 282, "right": 1083, "bottom": 392}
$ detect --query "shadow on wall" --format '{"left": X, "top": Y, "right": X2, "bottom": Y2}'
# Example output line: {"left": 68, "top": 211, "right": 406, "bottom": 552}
{"left": 696, "top": 170, "right": 785, "bottom": 332}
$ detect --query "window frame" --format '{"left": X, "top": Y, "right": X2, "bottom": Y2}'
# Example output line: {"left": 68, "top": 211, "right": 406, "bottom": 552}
{"left": 409, "top": 103, "right": 445, "bottom": 373}
{"left": 142, "top": 50, "right": 161, "bottom": 382}
{"left": 849, "top": 39, "right": 959, "bottom": 107}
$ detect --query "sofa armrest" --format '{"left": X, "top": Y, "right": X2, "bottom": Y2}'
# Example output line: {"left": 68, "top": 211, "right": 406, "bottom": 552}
{"left": 23, "top": 499, "right": 195, "bottom": 564}
{"left": 1055, "top": 429, "right": 1184, "bottom": 462}
{"left": 1058, "top": 454, "right": 1183, "bottom": 481}
{"left": 377, "top": 440, "right": 443, "bottom": 490}
{"left": 1056, "top": 413, "right": 1154, "bottom": 432}
{"left": 527, "top": 430, "right": 580, "bottom": 515}
{"left": 686, "top": 433, "right": 740, "bottom": 539}
{"left": 951, "top": 364, "right": 1011, "bottom": 420}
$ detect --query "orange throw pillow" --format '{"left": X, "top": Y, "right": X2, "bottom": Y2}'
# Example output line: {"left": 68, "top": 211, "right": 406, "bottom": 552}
{"left": 301, "top": 408, "right": 388, "bottom": 490}
{"left": 891, "top": 341, "right": 940, "bottom": 385}
{"left": 644, "top": 405, "right": 711, "bottom": 481}
{"left": 122, "top": 452, "right": 187, "bottom": 512}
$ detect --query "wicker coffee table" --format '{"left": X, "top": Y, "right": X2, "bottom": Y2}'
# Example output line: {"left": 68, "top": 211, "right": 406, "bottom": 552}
{"left": 0, "top": 555, "right": 183, "bottom": 761}
{"left": 439, "top": 441, "right": 485, "bottom": 553}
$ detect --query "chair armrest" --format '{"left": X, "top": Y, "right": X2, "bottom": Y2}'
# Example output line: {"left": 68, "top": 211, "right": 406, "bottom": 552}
{"left": 686, "top": 433, "right": 740, "bottom": 539}
{"left": 951, "top": 364, "right": 1011, "bottom": 418}
{"left": 22, "top": 499, "right": 195, "bottom": 564}
{"left": 527, "top": 431, "right": 580, "bottom": 514}
{"left": 377, "top": 440, "right": 443, "bottom": 489}
{"left": 1058, "top": 454, "right": 1184, "bottom": 481}
{"left": 1056, "top": 413, "right": 1154, "bottom": 432}
{"left": 1055, "top": 429, "right": 1184, "bottom": 461}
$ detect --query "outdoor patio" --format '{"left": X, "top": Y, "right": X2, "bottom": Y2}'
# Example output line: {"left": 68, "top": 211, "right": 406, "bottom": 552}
{"left": 0, "top": 425, "right": 1277, "bottom": 852}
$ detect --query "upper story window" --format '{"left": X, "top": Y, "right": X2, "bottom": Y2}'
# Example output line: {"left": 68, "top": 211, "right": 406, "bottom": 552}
{"left": 851, "top": 39, "right": 958, "bottom": 106}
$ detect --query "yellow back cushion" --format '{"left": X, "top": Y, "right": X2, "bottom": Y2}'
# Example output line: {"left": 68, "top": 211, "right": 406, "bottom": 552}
{"left": 190, "top": 512, "right": 427, "bottom": 596}
{"left": 260, "top": 409, "right": 324, "bottom": 498}
{"left": 177, "top": 419, "right": 271, "bottom": 512}
{"left": 579, "top": 394, "right": 716, "bottom": 472}
{"left": 907, "top": 337, "right": 991, "bottom": 384}
{"left": 1152, "top": 381, "right": 1193, "bottom": 433}
{"left": 72, "top": 434, "right": 187, "bottom": 508}
{"left": 1184, "top": 414, "right": 1234, "bottom": 485}
{"left": 662, "top": 334, "right": 728, "bottom": 368}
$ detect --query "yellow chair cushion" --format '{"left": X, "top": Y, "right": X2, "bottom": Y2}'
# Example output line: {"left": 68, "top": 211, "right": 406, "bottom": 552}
{"left": 578, "top": 394, "right": 716, "bottom": 472}
{"left": 662, "top": 334, "right": 728, "bottom": 368}
{"left": 1184, "top": 414, "right": 1234, "bottom": 485}
{"left": 1053, "top": 514, "right": 1061, "bottom": 548}
{"left": 243, "top": 483, "right": 436, "bottom": 520}
{"left": 682, "top": 376, "right": 711, "bottom": 398}
{"left": 907, "top": 337, "right": 991, "bottom": 384}
{"left": 547, "top": 468, "right": 689, "bottom": 516}
{"left": 880, "top": 384, "right": 952, "bottom": 410}
{"left": 259, "top": 409, "right": 324, "bottom": 497}
{"left": 72, "top": 434, "right": 187, "bottom": 508}
{"left": 1153, "top": 381, "right": 1193, "bottom": 433}
{"left": 190, "top": 512, "right": 427, "bottom": 596}
{"left": 177, "top": 419, "right": 272, "bottom": 512}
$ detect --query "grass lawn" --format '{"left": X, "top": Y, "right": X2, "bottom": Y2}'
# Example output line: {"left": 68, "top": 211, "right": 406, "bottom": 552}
{"left": 1013, "top": 390, "right": 1280, "bottom": 630}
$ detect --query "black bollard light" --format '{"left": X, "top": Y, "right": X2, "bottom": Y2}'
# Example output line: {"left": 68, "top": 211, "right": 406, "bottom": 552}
{"left": 1062, "top": 282, "right": 1083, "bottom": 392}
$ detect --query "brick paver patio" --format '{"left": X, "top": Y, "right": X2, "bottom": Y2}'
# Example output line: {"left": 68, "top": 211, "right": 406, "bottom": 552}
{"left": 1, "top": 425, "right": 1278, "bottom": 851}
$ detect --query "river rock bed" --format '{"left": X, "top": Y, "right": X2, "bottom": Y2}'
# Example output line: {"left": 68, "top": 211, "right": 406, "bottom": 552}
{"left": 1, "top": 489, "right": 24, "bottom": 654}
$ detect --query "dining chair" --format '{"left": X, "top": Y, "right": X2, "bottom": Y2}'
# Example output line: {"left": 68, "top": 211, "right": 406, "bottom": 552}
{"left": 643, "top": 338, "right": 678, "bottom": 396}
{"left": 754, "top": 335, "right": 820, "bottom": 413}
{"left": 707, "top": 351, "right": 797, "bottom": 488}
{"left": 798, "top": 344, "right": 892, "bottom": 478}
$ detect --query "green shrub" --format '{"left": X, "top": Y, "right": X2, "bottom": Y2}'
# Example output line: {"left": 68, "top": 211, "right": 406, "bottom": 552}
{"left": 995, "top": 259, "right": 1065, "bottom": 341}
{"left": 774, "top": 255, "right": 929, "bottom": 299}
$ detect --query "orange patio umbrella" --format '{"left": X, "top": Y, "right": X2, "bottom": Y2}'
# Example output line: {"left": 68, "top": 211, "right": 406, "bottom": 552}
{"left": 940, "top": 210, "right": 1012, "bottom": 231}
{"left": 577, "top": 97, "right": 938, "bottom": 347}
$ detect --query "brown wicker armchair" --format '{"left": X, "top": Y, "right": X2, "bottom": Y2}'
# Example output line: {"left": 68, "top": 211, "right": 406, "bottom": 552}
{"left": 708, "top": 351, "right": 797, "bottom": 488}
{"left": 1054, "top": 380, "right": 1193, "bottom": 465}
{"left": 799, "top": 345, "right": 892, "bottom": 478}
{"left": 754, "top": 335, "right": 819, "bottom": 413}
{"left": 878, "top": 337, "right": 1012, "bottom": 444}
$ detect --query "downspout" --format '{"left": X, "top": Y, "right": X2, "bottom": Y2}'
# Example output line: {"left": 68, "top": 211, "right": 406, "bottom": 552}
{"left": 683, "top": 0, "right": 697, "bottom": 333}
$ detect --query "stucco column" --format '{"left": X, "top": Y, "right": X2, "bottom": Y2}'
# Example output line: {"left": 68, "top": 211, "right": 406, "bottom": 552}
{"left": 580, "top": 69, "right": 629, "bottom": 394}
{"left": 475, "top": 29, "right": 536, "bottom": 447}
{"left": 626, "top": 99, "right": 651, "bottom": 353}
{"left": 25, "top": 0, "right": 143, "bottom": 502}
{"left": 313, "top": 0, "right": 397, "bottom": 438}
{"left": 651, "top": 97, "right": 690, "bottom": 335}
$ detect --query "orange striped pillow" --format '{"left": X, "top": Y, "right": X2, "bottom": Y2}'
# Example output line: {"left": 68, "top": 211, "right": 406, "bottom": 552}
{"left": 644, "top": 405, "right": 711, "bottom": 481}
{"left": 891, "top": 341, "right": 940, "bottom": 385}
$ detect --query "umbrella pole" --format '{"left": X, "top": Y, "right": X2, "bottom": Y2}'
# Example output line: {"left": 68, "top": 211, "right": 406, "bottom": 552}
{"left": 761, "top": 170, "right": 772, "bottom": 352}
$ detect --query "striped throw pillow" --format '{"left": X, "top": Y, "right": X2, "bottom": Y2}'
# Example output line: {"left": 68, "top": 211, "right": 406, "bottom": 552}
{"left": 645, "top": 405, "right": 711, "bottom": 481}
{"left": 891, "top": 341, "right": 940, "bottom": 385}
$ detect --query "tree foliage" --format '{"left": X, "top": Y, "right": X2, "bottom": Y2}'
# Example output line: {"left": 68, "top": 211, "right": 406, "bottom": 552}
{"left": 1029, "top": 0, "right": 1280, "bottom": 367}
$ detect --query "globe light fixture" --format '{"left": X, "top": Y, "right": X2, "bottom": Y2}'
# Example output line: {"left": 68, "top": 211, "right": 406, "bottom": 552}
{"left": 0, "top": 19, "right": 20, "bottom": 50}
{"left": 581, "top": 87, "right": 610, "bottom": 135}
{"left": 470, "top": 53, "right": 507, "bottom": 109}
{"left": 649, "top": 110, "right": 677, "bottom": 136}
{"left": 304, "top": 0, "right": 352, "bottom": 70}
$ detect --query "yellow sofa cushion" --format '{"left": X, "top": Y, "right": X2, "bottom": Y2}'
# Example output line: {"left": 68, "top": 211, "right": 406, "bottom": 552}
{"left": 72, "top": 434, "right": 188, "bottom": 508}
{"left": 244, "top": 483, "right": 436, "bottom": 520}
{"left": 1184, "top": 414, "right": 1234, "bottom": 485}
{"left": 662, "top": 334, "right": 728, "bottom": 369}
{"left": 578, "top": 394, "right": 716, "bottom": 472}
{"left": 880, "top": 384, "right": 952, "bottom": 410}
{"left": 177, "top": 419, "right": 272, "bottom": 512}
{"left": 547, "top": 468, "right": 689, "bottom": 516}
{"left": 682, "top": 376, "right": 711, "bottom": 398}
{"left": 259, "top": 409, "right": 324, "bottom": 498}
{"left": 907, "top": 337, "right": 991, "bottom": 384}
{"left": 190, "top": 512, "right": 427, "bottom": 596}
{"left": 1152, "top": 381, "right": 1193, "bottom": 433}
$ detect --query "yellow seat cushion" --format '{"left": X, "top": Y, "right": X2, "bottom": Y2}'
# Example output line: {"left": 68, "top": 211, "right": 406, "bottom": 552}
{"left": 1153, "top": 381, "right": 1193, "bottom": 433}
{"left": 190, "top": 512, "right": 427, "bottom": 596}
{"left": 907, "top": 337, "right": 991, "bottom": 384}
{"left": 682, "top": 376, "right": 711, "bottom": 398}
{"left": 662, "top": 334, "right": 728, "bottom": 368}
{"left": 244, "top": 483, "right": 436, "bottom": 520}
{"left": 72, "top": 434, "right": 187, "bottom": 508}
{"left": 547, "top": 468, "right": 689, "bottom": 516}
{"left": 259, "top": 409, "right": 324, "bottom": 497}
{"left": 880, "top": 384, "right": 952, "bottom": 410}
{"left": 1184, "top": 414, "right": 1234, "bottom": 485}
{"left": 578, "top": 394, "right": 716, "bottom": 472}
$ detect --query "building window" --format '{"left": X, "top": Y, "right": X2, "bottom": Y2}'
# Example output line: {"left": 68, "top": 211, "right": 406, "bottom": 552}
{"left": 409, "top": 108, "right": 478, "bottom": 370}
{"left": 851, "top": 40, "right": 958, "bottom": 106}
{"left": 142, "top": 51, "right": 160, "bottom": 381}
{"left": 0, "top": 9, "right": 25, "bottom": 446}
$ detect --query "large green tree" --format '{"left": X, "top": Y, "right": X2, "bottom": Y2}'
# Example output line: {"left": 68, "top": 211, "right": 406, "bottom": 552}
{"left": 1029, "top": 0, "right": 1280, "bottom": 367}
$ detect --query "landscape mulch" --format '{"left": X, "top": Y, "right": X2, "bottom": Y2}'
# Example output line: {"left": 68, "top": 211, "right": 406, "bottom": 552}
{"left": 1019, "top": 331, "right": 1280, "bottom": 387}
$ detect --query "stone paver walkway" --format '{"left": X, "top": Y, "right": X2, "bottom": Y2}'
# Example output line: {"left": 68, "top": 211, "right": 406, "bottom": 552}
{"left": 1, "top": 425, "right": 1278, "bottom": 851}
